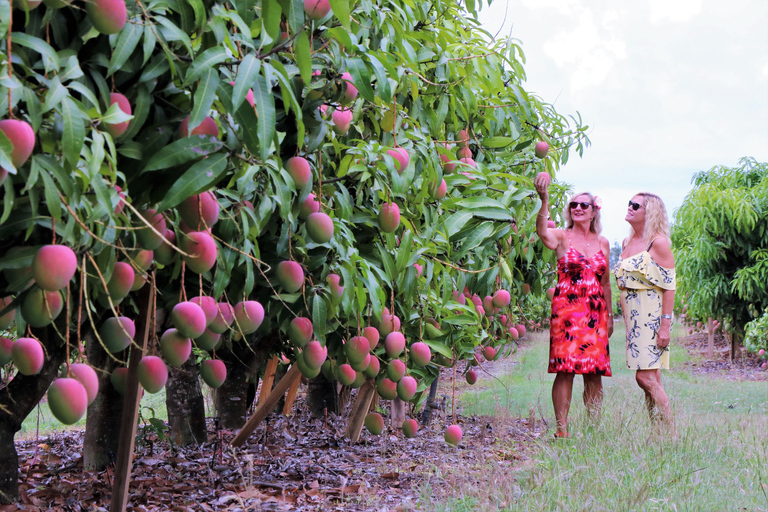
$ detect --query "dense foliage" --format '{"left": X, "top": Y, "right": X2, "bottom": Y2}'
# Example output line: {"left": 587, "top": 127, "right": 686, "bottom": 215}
{"left": 672, "top": 157, "right": 768, "bottom": 346}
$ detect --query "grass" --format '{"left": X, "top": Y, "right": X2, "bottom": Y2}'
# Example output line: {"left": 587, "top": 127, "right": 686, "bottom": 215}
{"left": 420, "top": 322, "right": 768, "bottom": 511}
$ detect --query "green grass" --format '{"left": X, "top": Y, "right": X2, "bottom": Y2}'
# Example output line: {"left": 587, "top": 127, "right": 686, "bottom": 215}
{"left": 422, "top": 323, "right": 768, "bottom": 511}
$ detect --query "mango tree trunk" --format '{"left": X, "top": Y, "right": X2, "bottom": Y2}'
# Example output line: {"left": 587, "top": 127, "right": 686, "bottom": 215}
{"left": 165, "top": 356, "right": 207, "bottom": 446}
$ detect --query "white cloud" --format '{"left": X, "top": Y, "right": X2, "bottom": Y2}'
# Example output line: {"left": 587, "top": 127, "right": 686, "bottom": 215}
{"left": 648, "top": 0, "right": 703, "bottom": 24}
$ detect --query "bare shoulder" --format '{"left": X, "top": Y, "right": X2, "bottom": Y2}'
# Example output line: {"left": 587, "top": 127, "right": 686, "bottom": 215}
{"left": 650, "top": 235, "right": 674, "bottom": 267}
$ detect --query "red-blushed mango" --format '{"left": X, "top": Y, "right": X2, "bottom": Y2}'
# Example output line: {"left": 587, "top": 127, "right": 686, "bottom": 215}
{"left": 351, "top": 353, "right": 371, "bottom": 372}
{"left": 110, "top": 367, "right": 129, "bottom": 394}
{"left": 457, "top": 147, "right": 472, "bottom": 160}
{"left": 181, "top": 231, "right": 217, "bottom": 274}
{"left": 507, "top": 326, "right": 519, "bottom": 340}
{"left": 332, "top": 108, "right": 353, "bottom": 135}
{"left": 12, "top": 0, "right": 42, "bottom": 11}
{"left": 364, "top": 412, "right": 384, "bottom": 435}
{"left": 402, "top": 418, "right": 419, "bottom": 438}
{"left": 200, "top": 359, "right": 227, "bottom": 388}
{"left": 363, "top": 355, "right": 380, "bottom": 379}
{"left": 297, "top": 351, "right": 322, "bottom": 379}
{"left": 154, "top": 229, "right": 176, "bottom": 266}
{"left": 0, "top": 337, "right": 13, "bottom": 365}
{"left": 178, "top": 116, "right": 218, "bottom": 138}
{"left": 179, "top": 191, "right": 219, "bottom": 230}
{"left": 233, "top": 300, "right": 264, "bottom": 334}
{"left": 99, "top": 316, "right": 136, "bottom": 353}
{"left": 378, "top": 202, "right": 400, "bottom": 233}
{"left": 492, "top": 290, "right": 511, "bottom": 308}
{"left": 379, "top": 314, "right": 400, "bottom": 338}
{"left": 396, "top": 375, "right": 417, "bottom": 401}
{"left": 0, "top": 296, "right": 15, "bottom": 329}
{"left": 386, "top": 148, "right": 410, "bottom": 174}
{"left": 194, "top": 328, "right": 221, "bottom": 351}
{"left": 130, "top": 249, "right": 153, "bottom": 272}
{"left": 326, "top": 273, "right": 344, "bottom": 302}
{"left": 483, "top": 346, "right": 497, "bottom": 361}
{"left": 535, "top": 141, "right": 549, "bottom": 159}
{"left": 171, "top": 301, "right": 207, "bottom": 339}
{"left": 226, "top": 81, "right": 255, "bottom": 107}
{"left": 362, "top": 326, "right": 379, "bottom": 350}
{"left": 384, "top": 332, "right": 405, "bottom": 358}
{"left": 0, "top": 119, "right": 35, "bottom": 168}
{"left": 160, "top": 328, "right": 192, "bottom": 367}
{"left": 336, "top": 363, "right": 357, "bottom": 386}
{"left": 11, "top": 337, "right": 44, "bottom": 375}
{"left": 306, "top": 212, "right": 334, "bottom": 244}
{"left": 104, "top": 93, "right": 131, "bottom": 138}
{"left": 345, "top": 336, "right": 370, "bottom": 365}
{"left": 340, "top": 72, "right": 358, "bottom": 105}
{"left": 429, "top": 178, "right": 448, "bottom": 200}
{"left": 68, "top": 363, "right": 99, "bottom": 405}
{"left": 547, "top": 220, "right": 556, "bottom": 229}
{"left": 208, "top": 302, "right": 234, "bottom": 334}
{"left": 304, "top": 0, "right": 331, "bottom": 20}
{"left": 288, "top": 317, "right": 313, "bottom": 347}
{"left": 516, "top": 324, "right": 526, "bottom": 337}
{"left": 190, "top": 295, "right": 218, "bottom": 325}
{"left": 452, "top": 291, "right": 466, "bottom": 305}
{"left": 386, "top": 359, "right": 406, "bottom": 382}
{"left": 285, "top": 156, "right": 313, "bottom": 189}
{"left": 474, "top": 305, "right": 485, "bottom": 318}
{"left": 113, "top": 185, "right": 126, "bottom": 215}
{"left": 482, "top": 295, "right": 494, "bottom": 312}
{"left": 86, "top": 0, "right": 127, "bottom": 34}
{"left": 276, "top": 260, "right": 304, "bottom": 293}
{"left": 440, "top": 152, "right": 457, "bottom": 174}
{"left": 413, "top": 263, "right": 423, "bottom": 277}
{"left": 32, "top": 245, "right": 77, "bottom": 291}
{"left": 351, "top": 370, "right": 366, "bottom": 388}
{"left": 138, "top": 356, "right": 168, "bottom": 393}
{"left": 409, "top": 342, "right": 431, "bottom": 367}
{"left": 466, "top": 369, "right": 477, "bottom": 385}
{"left": 299, "top": 193, "right": 320, "bottom": 219}
{"left": 0, "top": 168, "right": 7, "bottom": 186}
{"left": 457, "top": 130, "right": 469, "bottom": 147}
{"left": 377, "top": 377, "right": 398, "bottom": 400}
{"left": 131, "top": 272, "right": 147, "bottom": 292}
{"left": 536, "top": 171, "right": 551, "bottom": 188}
{"left": 522, "top": 283, "right": 531, "bottom": 295}
{"left": 107, "top": 262, "right": 134, "bottom": 302}
{"left": 459, "top": 157, "right": 476, "bottom": 169}
{"left": 21, "top": 289, "right": 63, "bottom": 327}
{"left": 47, "top": 378, "right": 88, "bottom": 425}
{"left": 546, "top": 287, "right": 555, "bottom": 300}
{"left": 303, "top": 340, "right": 327, "bottom": 369}
{"left": 135, "top": 209, "right": 166, "bottom": 251}
{"left": 444, "top": 424, "right": 463, "bottom": 446}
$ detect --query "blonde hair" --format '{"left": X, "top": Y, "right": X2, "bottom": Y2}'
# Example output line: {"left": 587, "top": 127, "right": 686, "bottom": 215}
{"left": 627, "top": 192, "right": 670, "bottom": 246}
{"left": 563, "top": 192, "right": 602, "bottom": 234}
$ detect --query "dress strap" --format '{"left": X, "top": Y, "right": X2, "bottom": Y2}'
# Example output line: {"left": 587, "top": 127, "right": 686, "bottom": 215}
{"left": 647, "top": 236, "right": 662, "bottom": 251}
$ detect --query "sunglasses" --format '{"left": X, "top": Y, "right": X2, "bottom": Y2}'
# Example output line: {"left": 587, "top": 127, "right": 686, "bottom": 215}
{"left": 569, "top": 201, "right": 592, "bottom": 210}
{"left": 628, "top": 200, "right": 644, "bottom": 211}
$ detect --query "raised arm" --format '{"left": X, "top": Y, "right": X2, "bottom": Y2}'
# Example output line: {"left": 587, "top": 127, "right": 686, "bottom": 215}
{"left": 534, "top": 173, "right": 561, "bottom": 251}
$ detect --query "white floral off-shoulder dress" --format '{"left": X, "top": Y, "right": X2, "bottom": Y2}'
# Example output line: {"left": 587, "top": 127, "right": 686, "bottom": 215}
{"left": 613, "top": 251, "right": 676, "bottom": 370}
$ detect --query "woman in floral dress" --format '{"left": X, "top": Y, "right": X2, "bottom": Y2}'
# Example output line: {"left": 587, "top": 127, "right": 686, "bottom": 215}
{"left": 534, "top": 175, "right": 613, "bottom": 438}
{"left": 613, "top": 193, "right": 676, "bottom": 435}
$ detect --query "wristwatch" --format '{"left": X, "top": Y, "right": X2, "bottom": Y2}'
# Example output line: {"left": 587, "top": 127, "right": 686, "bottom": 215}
{"left": 661, "top": 314, "right": 672, "bottom": 320}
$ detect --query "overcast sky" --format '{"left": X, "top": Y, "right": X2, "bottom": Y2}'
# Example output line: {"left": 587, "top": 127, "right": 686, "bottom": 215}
{"left": 478, "top": 0, "right": 768, "bottom": 245}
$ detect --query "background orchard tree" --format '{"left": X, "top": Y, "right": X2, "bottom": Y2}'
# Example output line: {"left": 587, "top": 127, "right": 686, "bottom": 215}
{"left": 672, "top": 157, "right": 768, "bottom": 355}
{"left": 0, "top": 0, "right": 589, "bottom": 503}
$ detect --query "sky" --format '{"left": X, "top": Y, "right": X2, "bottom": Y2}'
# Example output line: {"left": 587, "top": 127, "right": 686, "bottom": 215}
{"left": 477, "top": 0, "right": 768, "bottom": 245}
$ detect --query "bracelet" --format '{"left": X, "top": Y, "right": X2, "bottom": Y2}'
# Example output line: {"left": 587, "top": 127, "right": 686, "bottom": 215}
{"left": 661, "top": 314, "right": 672, "bottom": 320}
{"left": 537, "top": 213, "right": 547, "bottom": 218}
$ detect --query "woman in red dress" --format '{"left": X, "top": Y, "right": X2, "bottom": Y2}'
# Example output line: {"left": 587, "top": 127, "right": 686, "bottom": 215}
{"left": 534, "top": 175, "right": 613, "bottom": 438}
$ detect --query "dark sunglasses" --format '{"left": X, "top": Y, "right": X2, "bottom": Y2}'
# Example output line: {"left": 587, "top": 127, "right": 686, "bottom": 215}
{"left": 628, "top": 200, "right": 644, "bottom": 211}
{"left": 569, "top": 201, "right": 592, "bottom": 210}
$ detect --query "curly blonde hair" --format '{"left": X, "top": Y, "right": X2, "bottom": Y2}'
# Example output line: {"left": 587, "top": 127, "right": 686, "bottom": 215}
{"left": 627, "top": 192, "right": 670, "bottom": 246}
{"left": 563, "top": 192, "right": 602, "bottom": 234}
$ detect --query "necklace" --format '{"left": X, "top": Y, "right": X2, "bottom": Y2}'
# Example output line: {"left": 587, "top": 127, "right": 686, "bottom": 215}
{"left": 573, "top": 230, "right": 594, "bottom": 247}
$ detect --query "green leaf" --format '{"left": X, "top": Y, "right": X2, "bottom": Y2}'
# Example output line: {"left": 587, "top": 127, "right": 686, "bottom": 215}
{"left": 443, "top": 211, "right": 473, "bottom": 237}
{"left": 312, "top": 292, "right": 328, "bottom": 343}
{"left": 483, "top": 136, "right": 516, "bottom": 149}
{"left": 345, "top": 58, "right": 375, "bottom": 103}
{"left": 231, "top": 54, "right": 259, "bottom": 112}
{"left": 455, "top": 221, "right": 494, "bottom": 258}
{"left": 0, "top": 131, "right": 15, "bottom": 174}
{"left": 188, "top": 68, "right": 219, "bottom": 133}
{"left": 0, "top": 0, "right": 9, "bottom": 40}
{"left": 367, "top": 55, "right": 392, "bottom": 102}
{"left": 67, "top": 81, "right": 100, "bottom": 110}
{"left": 101, "top": 101, "right": 133, "bottom": 125}
{"left": 108, "top": 21, "right": 142, "bottom": 76}
{"left": 142, "top": 137, "right": 224, "bottom": 172}
{"left": 156, "top": 152, "right": 228, "bottom": 211}
{"left": 295, "top": 32, "right": 312, "bottom": 85}
{"left": 423, "top": 340, "right": 453, "bottom": 358}
{"left": 38, "top": 166, "right": 61, "bottom": 224}
{"left": 60, "top": 97, "right": 85, "bottom": 167}
{"left": 284, "top": 0, "right": 304, "bottom": 33}
{"left": 261, "top": 0, "right": 282, "bottom": 43}
{"left": 376, "top": 244, "right": 395, "bottom": 285}
{"left": 43, "top": 77, "right": 68, "bottom": 113}
{"left": 183, "top": 47, "right": 228, "bottom": 87}
{"left": 252, "top": 73, "right": 276, "bottom": 161}
{"left": 11, "top": 33, "right": 59, "bottom": 73}
{"left": 155, "top": 17, "right": 194, "bottom": 56}
{"left": 328, "top": 0, "right": 350, "bottom": 29}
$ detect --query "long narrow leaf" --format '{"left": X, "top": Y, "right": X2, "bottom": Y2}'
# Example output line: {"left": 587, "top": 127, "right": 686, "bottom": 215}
{"left": 156, "top": 152, "right": 228, "bottom": 211}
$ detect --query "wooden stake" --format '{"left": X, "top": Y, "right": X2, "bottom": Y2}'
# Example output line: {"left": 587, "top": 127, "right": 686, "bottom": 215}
{"left": 281, "top": 374, "right": 301, "bottom": 415}
{"left": 231, "top": 364, "right": 301, "bottom": 447}
{"left": 707, "top": 317, "right": 714, "bottom": 360}
{"left": 110, "top": 273, "right": 155, "bottom": 512}
{"left": 258, "top": 355, "right": 279, "bottom": 405}
{"left": 345, "top": 380, "right": 376, "bottom": 442}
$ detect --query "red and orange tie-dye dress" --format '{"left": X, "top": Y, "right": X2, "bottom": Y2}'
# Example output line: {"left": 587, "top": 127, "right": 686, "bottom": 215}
{"left": 548, "top": 244, "right": 612, "bottom": 375}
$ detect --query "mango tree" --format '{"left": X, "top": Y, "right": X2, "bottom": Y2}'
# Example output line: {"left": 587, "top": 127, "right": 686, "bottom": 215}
{"left": 0, "top": 0, "right": 588, "bottom": 502}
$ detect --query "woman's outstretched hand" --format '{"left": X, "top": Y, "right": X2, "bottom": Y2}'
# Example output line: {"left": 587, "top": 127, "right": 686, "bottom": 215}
{"left": 534, "top": 172, "right": 550, "bottom": 200}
